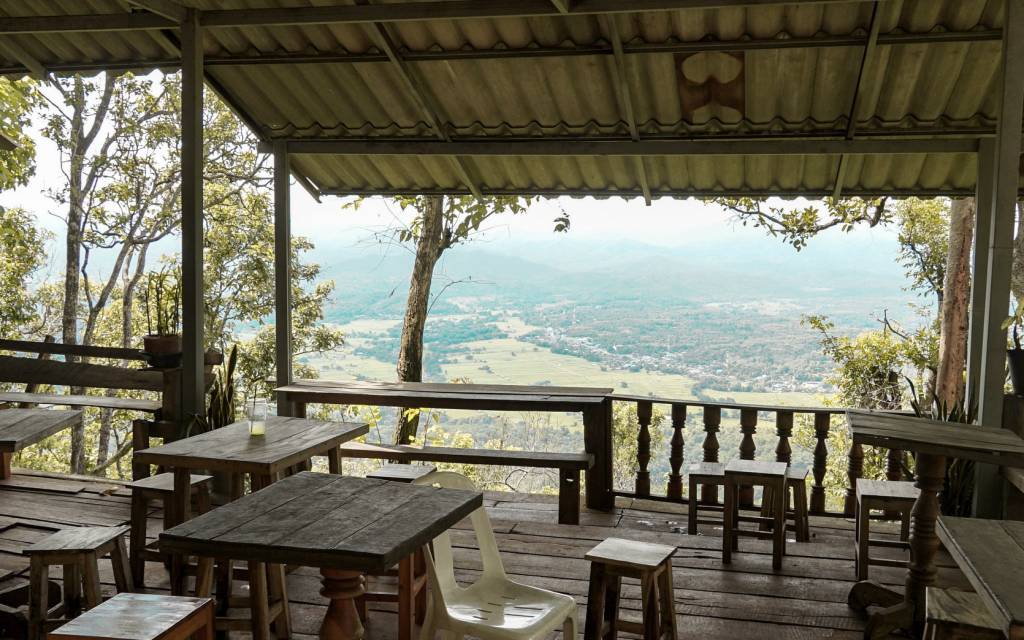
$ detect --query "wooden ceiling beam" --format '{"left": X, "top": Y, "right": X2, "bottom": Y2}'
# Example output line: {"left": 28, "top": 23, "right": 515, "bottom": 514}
{"left": 0, "top": 0, "right": 873, "bottom": 34}
{"left": 271, "top": 137, "right": 980, "bottom": 156}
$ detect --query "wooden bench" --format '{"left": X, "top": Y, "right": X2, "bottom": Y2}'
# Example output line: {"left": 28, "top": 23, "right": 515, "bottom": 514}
{"left": 0, "top": 338, "right": 221, "bottom": 479}
{"left": 340, "top": 441, "right": 593, "bottom": 524}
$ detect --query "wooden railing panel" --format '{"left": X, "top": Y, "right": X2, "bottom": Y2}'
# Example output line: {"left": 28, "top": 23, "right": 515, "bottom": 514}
{"left": 775, "top": 410, "right": 793, "bottom": 465}
{"left": 0, "top": 356, "right": 164, "bottom": 391}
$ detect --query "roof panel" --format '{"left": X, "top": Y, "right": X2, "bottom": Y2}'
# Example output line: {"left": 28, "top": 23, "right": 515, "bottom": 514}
{"left": 0, "top": 0, "right": 1014, "bottom": 198}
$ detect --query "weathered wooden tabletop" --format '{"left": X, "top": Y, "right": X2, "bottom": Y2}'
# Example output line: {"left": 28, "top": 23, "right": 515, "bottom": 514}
{"left": 847, "top": 410, "right": 1024, "bottom": 466}
{"left": 159, "top": 471, "right": 482, "bottom": 572}
{"left": 937, "top": 516, "right": 1024, "bottom": 639}
{"left": 275, "top": 379, "right": 613, "bottom": 411}
{"left": 0, "top": 408, "right": 82, "bottom": 453}
{"left": 133, "top": 416, "right": 368, "bottom": 475}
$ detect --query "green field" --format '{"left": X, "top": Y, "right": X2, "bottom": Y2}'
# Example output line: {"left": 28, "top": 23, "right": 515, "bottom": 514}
{"left": 300, "top": 318, "right": 823, "bottom": 410}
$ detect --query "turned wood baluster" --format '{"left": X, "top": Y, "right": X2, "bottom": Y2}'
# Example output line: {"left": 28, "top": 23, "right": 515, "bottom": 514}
{"left": 884, "top": 447, "right": 905, "bottom": 519}
{"left": 886, "top": 448, "right": 904, "bottom": 481}
{"left": 635, "top": 400, "right": 653, "bottom": 499}
{"left": 844, "top": 439, "right": 865, "bottom": 517}
{"left": 775, "top": 410, "right": 793, "bottom": 465}
{"left": 666, "top": 403, "right": 686, "bottom": 500}
{"left": 738, "top": 408, "right": 757, "bottom": 507}
{"left": 810, "top": 412, "right": 830, "bottom": 515}
{"left": 701, "top": 406, "right": 721, "bottom": 504}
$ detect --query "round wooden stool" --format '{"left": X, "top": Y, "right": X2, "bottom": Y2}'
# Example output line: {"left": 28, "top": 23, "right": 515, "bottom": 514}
{"left": 584, "top": 537, "right": 678, "bottom": 640}
{"left": 23, "top": 525, "right": 133, "bottom": 640}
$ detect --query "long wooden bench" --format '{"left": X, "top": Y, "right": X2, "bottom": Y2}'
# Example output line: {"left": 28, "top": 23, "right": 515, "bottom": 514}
{"left": 340, "top": 441, "right": 594, "bottom": 525}
{"left": 0, "top": 338, "right": 221, "bottom": 479}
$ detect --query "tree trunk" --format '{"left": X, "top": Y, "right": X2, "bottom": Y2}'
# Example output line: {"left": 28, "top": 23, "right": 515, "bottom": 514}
{"left": 394, "top": 196, "right": 445, "bottom": 444}
{"left": 1012, "top": 201, "right": 1024, "bottom": 304}
{"left": 935, "top": 198, "right": 976, "bottom": 408}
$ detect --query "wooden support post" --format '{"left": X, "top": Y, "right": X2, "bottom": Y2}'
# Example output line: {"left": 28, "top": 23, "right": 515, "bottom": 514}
{"left": 273, "top": 141, "right": 295, "bottom": 417}
{"left": 584, "top": 398, "right": 614, "bottom": 511}
{"left": 180, "top": 8, "right": 205, "bottom": 431}
{"left": 975, "top": 0, "right": 1024, "bottom": 518}
{"left": 775, "top": 410, "right": 793, "bottom": 465}
{"left": 967, "top": 138, "right": 995, "bottom": 408}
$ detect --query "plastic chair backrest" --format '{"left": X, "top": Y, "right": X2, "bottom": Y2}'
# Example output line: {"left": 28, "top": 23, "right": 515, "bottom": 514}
{"left": 413, "top": 471, "right": 507, "bottom": 595}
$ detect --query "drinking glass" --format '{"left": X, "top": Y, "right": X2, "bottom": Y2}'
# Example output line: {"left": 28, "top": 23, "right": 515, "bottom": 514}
{"left": 248, "top": 399, "right": 268, "bottom": 436}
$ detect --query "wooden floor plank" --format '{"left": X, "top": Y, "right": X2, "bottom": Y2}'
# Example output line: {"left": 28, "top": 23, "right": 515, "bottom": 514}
{"left": 0, "top": 475, "right": 970, "bottom": 639}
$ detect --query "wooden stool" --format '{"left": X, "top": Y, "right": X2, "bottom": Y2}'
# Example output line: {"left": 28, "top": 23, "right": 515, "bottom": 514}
{"left": 761, "top": 467, "right": 811, "bottom": 543}
{"left": 359, "top": 463, "right": 436, "bottom": 640}
{"left": 193, "top": 557, "right": 290, "bottom": 640}
{"left": 48, "top": 592, "right": 214, "bottom": 640}
{"left": 367, "top": 463, "right": 436, "bottom": 483}
{"left": 584, "top": 538, "right": 677, "bottom": 640}
{"left": 686, "top": 462, "right": 725, "bottom": 535}
{"left": 855, "top": 479, "right": 917, "bottom": 580}
{"left": 129, "top": 472, "right": 213, "bottom": 588}
{"left": 924, "top": 588, "right": 1002, "bottom": 639}
{"left": 723, "top": 460, "right": 788, "bottom": 570}
{"left": 23, "top": 526, "right": 133, "bottom": 640}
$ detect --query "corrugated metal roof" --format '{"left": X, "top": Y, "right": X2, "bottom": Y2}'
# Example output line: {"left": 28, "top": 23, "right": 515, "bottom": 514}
{"left": 0, "top": 0, "right": 1015, "bottom": 198}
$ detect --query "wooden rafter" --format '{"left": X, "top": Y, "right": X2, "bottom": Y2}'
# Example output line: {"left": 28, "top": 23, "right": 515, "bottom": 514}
{"left": 601, "top": 15, "right": 652, "bottom": 204}
{"left": 126, "top": 0, "right": 186, "bottom": 22}
{"left": 0, "top": 38, "right": 45, "bottom": 77}
{"left": 832, "top": 0, "right": 884, "bottom": 199}
{"left": 358, "top": 11, "right": 483, "bottom": 199}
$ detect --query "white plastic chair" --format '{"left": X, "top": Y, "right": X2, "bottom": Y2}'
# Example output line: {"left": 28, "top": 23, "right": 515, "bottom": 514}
{"left": 413, "top": 471, "right": 578, "bottom": 640}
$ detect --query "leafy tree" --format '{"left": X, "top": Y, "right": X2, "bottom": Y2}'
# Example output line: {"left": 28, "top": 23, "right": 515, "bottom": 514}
{"left": 710, "top": 196, "right": 890, "bottom": 250}
{"left": 0, "top": 77, "right": 37, "bottom": 189}
{"left": 355, "top": 194, "right": 535, "bottom": 444}
{"left": 0, "top": 207, "right": 48, "bottom": 339}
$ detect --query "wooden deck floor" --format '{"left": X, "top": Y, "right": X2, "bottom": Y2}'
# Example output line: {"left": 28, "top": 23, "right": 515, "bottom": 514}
{"left": 0, "top": 470, "right": 972, "bottom": 639}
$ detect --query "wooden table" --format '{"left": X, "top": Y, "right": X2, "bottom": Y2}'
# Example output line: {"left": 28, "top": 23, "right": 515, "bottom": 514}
{"left": 0, "top": 408, "right": 82, "bottom": 478}
{"left": 846, "top": 410, "right": 1024, "bottom": 639}
{"left": 160, "top": 471, "right": 482, "bottom": 640}
{"left": 937, "top": 516, "right": 1024, "bottom": 639}
{"left": 135, "top": 416, "right": 367, "bottom": 593}
{"left": 276, "top": 379, "right": 615, "bottom": 509}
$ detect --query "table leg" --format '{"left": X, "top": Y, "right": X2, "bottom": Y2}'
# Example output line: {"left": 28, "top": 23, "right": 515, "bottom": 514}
{"left": 170, "top": 467, "right": 193, "bottom": 596}
{"left": 0, "top": 452, "right": 11, "bottom": 479}
{"left": 847, "top": 451, "right": 946, "bottom": 639}
{"left": 319, "top": 568, "right": 366, "bottom": 640}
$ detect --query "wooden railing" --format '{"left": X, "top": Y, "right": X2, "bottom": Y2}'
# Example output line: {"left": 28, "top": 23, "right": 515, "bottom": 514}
{"left": 610, "top": 395, "right": 901, "bottom": 517}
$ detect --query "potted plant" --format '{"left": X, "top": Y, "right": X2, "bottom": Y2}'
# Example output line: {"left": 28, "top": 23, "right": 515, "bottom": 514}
{"left": 141, "top": 267, "right": 182, "bottom": 366}
{"left": 1004, "top": 304, "right": 1024, "bottom": 397}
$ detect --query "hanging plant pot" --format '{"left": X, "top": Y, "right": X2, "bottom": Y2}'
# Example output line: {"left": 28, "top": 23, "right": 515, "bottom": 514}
{"left": 1009, "top": 349, "right": 1024, "bottom": 397}
{"left": 143, "top": 334, "right": 183, "bottom": 368}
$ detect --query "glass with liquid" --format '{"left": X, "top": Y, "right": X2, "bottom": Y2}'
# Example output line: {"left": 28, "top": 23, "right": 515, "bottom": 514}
{"left": 248, "top": 399, "right": 268, "bottom": 436}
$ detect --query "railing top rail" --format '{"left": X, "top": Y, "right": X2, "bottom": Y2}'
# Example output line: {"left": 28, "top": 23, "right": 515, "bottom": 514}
{"left": 0, "top": 338, "right": 148, "bottom": 361}
{"left": 609, "top": 393, "right": 847, "bottom": 415}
